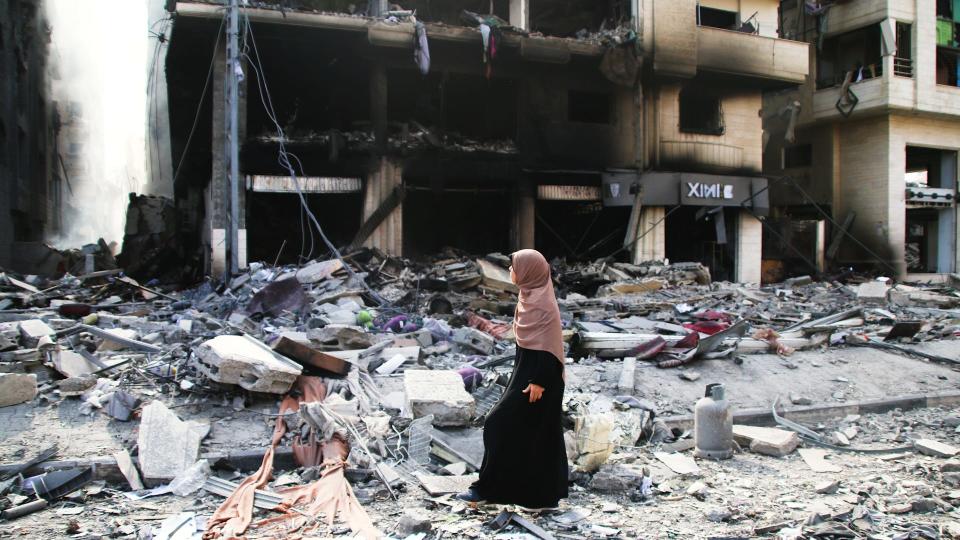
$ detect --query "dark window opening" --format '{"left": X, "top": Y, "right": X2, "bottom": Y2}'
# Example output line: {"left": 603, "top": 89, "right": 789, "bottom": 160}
{"left": 401, "top": 0, "right": 509, "bottom": 25}
{"left": 937, "top": 47, "right": 960, "bottom": 87}
{"left": 679, "top": 90, "right": 723, "bottom": 135}
{"left": 247, "top": 192, "right": 363, "bottom": 265}
{"left": 568, "top": 91, "right": 611, "bottom": 124}
{"left": 783, "top": 144, "right": 812, "bottom": 168}
{"left": 816, "top": 25, "right": 883, "bottom": 89}
{"left": 938, "top": 0, "right": 956, "bottom": 19}
{"left": 666, "top": 206, "right": 738, "bottom": 282}
{"left": 895, "top": 22, "right": 913, "bottom": 77}
{"left": 536, "top": 200, "right": 629, "bottom": 263}
{"left": 904, "top": 146, "right": 958, "bottom": 273}
{"left": 697, "top": 6, "right": 738, "bottom": 30}
{"left": 403, "top": 182, "right": 512, "bottom": 256}
{"left": 531, "top": 0, "right": 626, "bottom": 38}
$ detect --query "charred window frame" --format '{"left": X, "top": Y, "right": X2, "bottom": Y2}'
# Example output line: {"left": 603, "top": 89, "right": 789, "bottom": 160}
{"left": 679, "top": 89, "right": 724, "bottom": 136}
{"left": 783, "top": 144, "right": 812, "bottom": 169}
{"left": 697, "top": 6, "right": 738, "bottom": 30}
{"left": 568, "top": 90, "right": 611, "bottom": 124}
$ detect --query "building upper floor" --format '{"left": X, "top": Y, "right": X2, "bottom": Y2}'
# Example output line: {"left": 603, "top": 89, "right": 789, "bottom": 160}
{"left": 172, "top": 0, "right": 809, "bottom": 89}
{"left": 778, "top": 0, "right": 960, "bottom": 125}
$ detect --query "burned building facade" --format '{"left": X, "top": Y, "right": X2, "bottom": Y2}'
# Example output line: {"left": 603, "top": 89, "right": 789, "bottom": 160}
{"left": 0, "top": 0, "right": 58, "bottom": 271}
{"left": 764, "top": 0, "right": 960, "bottom": 280}
{"left": 164, "top": 0, "right": 808, "bottom": 282}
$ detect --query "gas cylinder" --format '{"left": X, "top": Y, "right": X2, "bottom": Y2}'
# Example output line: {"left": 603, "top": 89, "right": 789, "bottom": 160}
{"left": 693, "top": 383, "right": 733, "bottom": 459}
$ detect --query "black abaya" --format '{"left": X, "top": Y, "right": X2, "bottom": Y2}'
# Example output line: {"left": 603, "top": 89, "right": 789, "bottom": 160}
{"left": 471, "top": 346, "right": 569, "bottom": 508}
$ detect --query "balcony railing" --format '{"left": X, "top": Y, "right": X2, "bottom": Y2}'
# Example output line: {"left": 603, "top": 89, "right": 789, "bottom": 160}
{"left": 816, "top": 62, "right": 883, "bottom": 90}
{"left": 894, "top": 56, "right": 914, "bottom": 78}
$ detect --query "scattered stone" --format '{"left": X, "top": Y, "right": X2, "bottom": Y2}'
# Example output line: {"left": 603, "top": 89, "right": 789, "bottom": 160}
{"left": 910, "top": 498, "right": 939, "bottom": 513}
{"left": 833, "top": 431, "right": 850, "bottom": 446}
{"left": 654, "top": 452, "right": 700, "bottom": 476}
{"left": 396, "top": 511, "right": 432, "bottom": 537}
{"left": 194, "top": 334, "right": 302, "bottom": 394}
{"left": 733, "top": 425, "right": 799, "bottom": 457}
{"left": 413, "top": 473, "right": 478, "bottom": 496}
{"left": 589, "top": 463, "right": 648, "bottom": 492}
{"left": 886, "top": 502, "right": 913, "bottom": 514}
{"left": 680, "top": 370, "right": 701, "bottom": 382}
{"left": 842, "top": 426, "right": 858, "bottom": 440}
{"left": 59, "top": 374, "right": 98, "bottom": 397}
{"left": 0, "top": 373, "right": 37, "bottom": 407}
{"left": 295, "top": 259, "right": 342, "bottom": 284}
{"left": 403, "top": 369, "right": 476, "bottom": 426}
{"left": 686, "top": 481, "right": 708, "bottom": 500}
{"left": 97, "top": 328, "right": 140, "bottom": 352}
{"left": 137, "top": 401, "right": 204, "bottom": 480}
{"left": 790, "top": 394, "right": 813, "bottom": 406}
{"left": 815, "top": 480, "right": 840, "bottom": 494}
{"left": 705, "top": 507, "right": 732, "bottom": 522}
{"left": 941, "top": 461, "right": 960, "bottom": 473}
{"left": 944, "top": 416, "right": 960, "bottom": 428}
{"left": 914, "top": 439, "right": 960, "bottom": 458}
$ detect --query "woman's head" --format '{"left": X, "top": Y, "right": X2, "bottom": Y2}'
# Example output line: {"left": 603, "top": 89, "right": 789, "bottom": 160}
{"left": 509, "top": 249, "right": 550, "bottom": 290}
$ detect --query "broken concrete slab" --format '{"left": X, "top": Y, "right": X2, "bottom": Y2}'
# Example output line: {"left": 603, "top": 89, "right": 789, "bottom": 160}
{"left": 271, "top": 336, "right": 349, "bottom": 376}
{"left": 856, "top": 281, "right": 890, "bottom": 305}
{"left": 295, "top": 259, "right": 343, "bottom": 284}
{"left": 113, "top": 450, "right": 144, "bottom": 491}
{"left": 798, "top": 448, "right": 842, "bottom": 473}
{"left": 96, "top": 328, "right": 140, "bottom": 352}
{"left": 588, "top": 463, "right": 648, "bottom": 492}
{"left": 914, "top": 439, "right": 960, "bottom": 458}
{"left": 0, "top": 373, "right": 37, "bottom": 407}
{"left": 572, "top": 414, "right": 613, "bottom": 473}
{"left": 733, "top": 425, "right": 799, "bottom": 457}
{"left": 403, "top": 369, "right": 475, "bottom": 427}
{"left": 476, "top": 259, "right": 518, "bottom": 294}
{"left": 137, "top": 401, "right": 203, "bottom": 481}
{"left": 617, "top": 357, "right": 636, "bottom": 392}
{"left": 654, "top": 452, "right": 700, "bottom": 476}
{"left": 194, "top": 334, "right": 302, "bottom": 394}
{"left": 451, "top": 326, "right": 495, "bottom": 355}
{"left": 18, "top": 319, "right": 54, "bottom": 347}
{"left": 413, "top": 473, "right": 478, "bottom": 496}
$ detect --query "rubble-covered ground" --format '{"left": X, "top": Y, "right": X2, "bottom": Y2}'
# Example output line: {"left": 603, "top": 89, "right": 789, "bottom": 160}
{"left": 1, "top": 250, "right": 960, "bottom": 539}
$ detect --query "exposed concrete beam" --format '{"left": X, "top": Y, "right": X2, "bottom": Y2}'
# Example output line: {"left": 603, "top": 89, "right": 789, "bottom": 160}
{"left": 174, "top": 2, "right": 602, "bottom": 57}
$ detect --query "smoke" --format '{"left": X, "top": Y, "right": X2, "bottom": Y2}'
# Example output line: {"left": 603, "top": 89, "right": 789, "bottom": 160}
{"left": 46, "top": 0, "right": 150, "bottom": 249}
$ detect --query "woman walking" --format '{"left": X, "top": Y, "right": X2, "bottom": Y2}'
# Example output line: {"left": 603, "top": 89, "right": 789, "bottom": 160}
{"left": 458, "top": 249, "right": 569, "bottom": 510}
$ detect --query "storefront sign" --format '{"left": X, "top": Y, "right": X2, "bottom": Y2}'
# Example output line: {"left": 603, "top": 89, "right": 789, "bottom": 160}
{"left": 684, "top": 182, "right": 734, "bottom": 201}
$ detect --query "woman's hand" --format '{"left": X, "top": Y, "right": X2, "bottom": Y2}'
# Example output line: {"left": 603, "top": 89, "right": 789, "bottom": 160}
{"left": 522, "top": 383, "right": 544, "bottom": 403}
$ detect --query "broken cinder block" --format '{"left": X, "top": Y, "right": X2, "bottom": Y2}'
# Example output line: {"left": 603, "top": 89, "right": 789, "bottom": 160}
{"left": 0, "top": 373, "right": 37, "bottom": 407}
{"left": 915, "top": 439, "right": 960, "bottom": 458}
{"left": 18, "top": 319, "right": 54, "bottom": 347}
{"left": 452, "top": 326, "right": 494, "bottom": 355}
{"left": 194, "top": 335, "right": 302, "bottom": 394}
{"left": 403, "top": 370, "right": 475, "bottom": 427}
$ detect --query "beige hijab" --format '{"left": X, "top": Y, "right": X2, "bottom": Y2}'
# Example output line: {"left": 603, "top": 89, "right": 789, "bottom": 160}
{"left": 511, "top": 249, "right": 565, "bottom": 368}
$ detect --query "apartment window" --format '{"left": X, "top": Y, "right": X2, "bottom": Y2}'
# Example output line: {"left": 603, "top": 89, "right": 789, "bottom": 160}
{"left": 679, "top": 90, "right": 723, "bottom": 135}
{"left": 568, "top": 91, "right": 611, "bottom": 124}
{"left": 938, "top": 47, "right": 960, "bottom": 87}
{"left": 816, "top": 25, "right": 883, "bottom": 89}
{"left": 783, "top": 144, "right": 812, "bottom": 168}
{"left": 938, "top": 0, "right": 960, "bottom": 86}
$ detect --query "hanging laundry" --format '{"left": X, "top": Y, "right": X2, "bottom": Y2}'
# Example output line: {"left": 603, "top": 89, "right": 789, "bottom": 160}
{"left": 414, "top": 21, "right": 430, "bottom": 75}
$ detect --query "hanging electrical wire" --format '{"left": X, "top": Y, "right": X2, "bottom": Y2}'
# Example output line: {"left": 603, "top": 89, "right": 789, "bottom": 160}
{"left": 240, "top": 13, "right": 391, "bottom": 307}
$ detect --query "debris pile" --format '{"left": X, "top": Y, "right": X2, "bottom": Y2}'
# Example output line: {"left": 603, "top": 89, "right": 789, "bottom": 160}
{"left": 1, "top": 254, "right": 960, "bottom": 538}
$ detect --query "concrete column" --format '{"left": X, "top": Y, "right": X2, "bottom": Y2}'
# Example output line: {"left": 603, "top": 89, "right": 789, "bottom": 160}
{"left": 363, "top": 157, "right": 403, "bottom": 255}
{"left": 736, "top": 210, "right": 763, "bottom": 283}
{"left": 509, "top": 0, "right": 529, "bottom": 30}
{"left": 207, "top": 38, "right": 247, "bottom": 277}
{"left": 370, "top": 62, "right": 388, "bottom": 153}
{"left": 634, "top": 206, "right": 665, "bottom": 264}
{"left": 512, "top": 180, "right": 535, "bottom": 251}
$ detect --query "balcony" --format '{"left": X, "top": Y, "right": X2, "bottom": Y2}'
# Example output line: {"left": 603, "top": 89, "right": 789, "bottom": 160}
{"left": 820, "top": 0, "right": 916, "bottom": 37}
{"left": 696, "top": 26, "right": 808, "bottom": 86}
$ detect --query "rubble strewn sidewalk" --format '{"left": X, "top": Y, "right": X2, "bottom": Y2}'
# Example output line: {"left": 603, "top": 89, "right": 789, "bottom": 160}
{"left": 1, "top": 252, "right": 960, "bottom": 538}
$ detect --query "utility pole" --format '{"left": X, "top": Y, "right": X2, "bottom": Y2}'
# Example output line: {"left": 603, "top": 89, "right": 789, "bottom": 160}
{"left": 225, "top": 0, "right": 240, "bottom": 277}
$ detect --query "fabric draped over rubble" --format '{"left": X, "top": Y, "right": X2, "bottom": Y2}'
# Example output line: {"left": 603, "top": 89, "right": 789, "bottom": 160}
{"left": 204, "top": 376, "right": 380, "bottom": 540}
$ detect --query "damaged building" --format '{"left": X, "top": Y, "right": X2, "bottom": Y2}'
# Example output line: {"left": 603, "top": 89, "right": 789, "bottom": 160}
{"left": 765, "top": 0, "right": 960, "bottom": 280}
{"left": 162, "top": 0, "right": 809, "bottom": 283}
{"left": 0, "top": 0, "right": 59, "bottom": 272}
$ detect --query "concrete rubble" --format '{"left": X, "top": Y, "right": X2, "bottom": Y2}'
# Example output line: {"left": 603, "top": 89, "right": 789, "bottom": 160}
{"left": 2, "top": 251, "right": 960, "bottom": 538}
